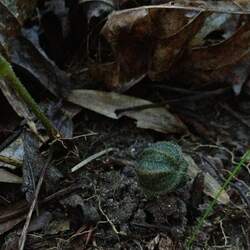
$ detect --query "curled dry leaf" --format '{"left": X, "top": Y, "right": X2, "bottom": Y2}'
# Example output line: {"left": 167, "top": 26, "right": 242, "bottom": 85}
{"left": 92, "top": 6, "right": 207, "bottom": 90}
{"left": 91, "top": 3, "right": 250, "bottom": 94}
{"left": 67, "top": 89, "right": 186, "bottom": 134}
{"left": 175, "top": 17, "right": 250, "bottom": 94}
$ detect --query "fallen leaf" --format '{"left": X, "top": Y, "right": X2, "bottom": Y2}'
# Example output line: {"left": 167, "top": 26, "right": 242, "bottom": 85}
{"left": 91, "top": 3, "right": 250, "bottom": 94}
{"left": 67, "top": 89, "right": 186, "bottom": 134}
{"left": 185, "top": 154, "right": 230, "bottom": 205}
{"left": 92, "top": 5, "right": 206, "bottom": 90}
{"left": 0, "top": 136, "right": 23, "bottom": 169}
{"left": 176, "top": 18, "right": 250, "bottom": 94}
{"left": 0, "top": 2, "right": 72, "bottom": 97}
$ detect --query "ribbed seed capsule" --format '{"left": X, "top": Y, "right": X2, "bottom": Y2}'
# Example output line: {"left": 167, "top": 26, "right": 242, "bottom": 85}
{"left": 136, "top": 141, "right": 188, "bottom": 197}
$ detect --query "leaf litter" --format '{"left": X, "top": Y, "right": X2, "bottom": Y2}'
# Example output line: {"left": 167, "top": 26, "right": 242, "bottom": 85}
{"left": 0, "top": 0, "right": 249, "bottom": 249}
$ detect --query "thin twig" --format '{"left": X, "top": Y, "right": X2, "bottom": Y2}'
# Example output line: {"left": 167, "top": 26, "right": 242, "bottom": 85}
{"left": 0, "top": 182, "right": 82, "bottom": 224}
{"left": 115, "top": 88, "right": 230, "bottom": 115}
{"left": 194, "top": 144, "right": 236, "bottom": 164}
{"left": 124, "top": 4, "right": 250, "bottom": 15}
{"left": 18, "top": 148, "right": 54, "bottom": 250}
{"left": 98, "top": 196, "right": 126, "bottom": 236}
{"left": 41, "top": 182, "right": 82, "bottom": 204}
{"left": 0, "top": 126, "right": 23, "bottom": 152}
{"left": 241, "top": 225, "right": 250, "bottom": 249}
{"left": 71, "top": 148, "right": 115, "bottom": 172}
{"left": 62, "top": 132, "right": 98, "bottom": 141}
{"left": 149, "top": 85, "right": 201, "bottom": 95}
{"left": 131, "top": 222, "right": 171, "bottom": 232}
{"left": 219, "top": 220, "right": 228, "bottom": 246}
{"left": 221, "top": 103, "right": 250, "bottom": 129}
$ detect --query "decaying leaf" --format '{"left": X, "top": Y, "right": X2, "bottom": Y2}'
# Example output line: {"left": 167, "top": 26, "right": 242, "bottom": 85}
{"left": 185, "top": 154, "right": 230, "bottom": 205}
{"left": 67, "top": 89, "right": 186, "bottom": 134}
{"left": 175, "top": 16, "right": 250, "bottom": 94}
{"left": 92, "top": 6, "right": 207, "bottom": 90}
{"left": 0, "top": 2, "right": 72, "bottom": 97}
{"left": 91, "top": 3, "right": 250, "bottom": 94}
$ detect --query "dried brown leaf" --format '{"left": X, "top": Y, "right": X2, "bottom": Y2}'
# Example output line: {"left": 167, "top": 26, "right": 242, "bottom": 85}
{"left": 175, "top": 18, "right": 250, "bottom": 94}
{"left": 91, "top": 3, "right": 250, "bottom": 94}
{"left": 67, "top": 89, "right": 186, "bottom": 134}
{"left": 95, "top": 6, "right": 206, "bottom": 90}
{"left": 185, "top": 154, "right": 230, "bottom": 205}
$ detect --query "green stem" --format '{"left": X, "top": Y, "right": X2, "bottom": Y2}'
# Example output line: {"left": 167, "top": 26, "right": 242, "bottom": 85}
{"left": 186, "top": 149, "right": 250, "bottom": 249}
{"left": 0, "top": 54, "right": 60, "bottom": 140}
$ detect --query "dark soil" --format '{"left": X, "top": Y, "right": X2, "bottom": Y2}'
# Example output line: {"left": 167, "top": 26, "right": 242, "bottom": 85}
{"left": 2, "top": 94, "right": 249, "bottom": 250}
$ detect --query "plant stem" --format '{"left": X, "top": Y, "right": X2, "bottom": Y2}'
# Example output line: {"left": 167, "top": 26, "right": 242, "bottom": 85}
{"left": 186, "top": 149, "right": 250, "bottom": 249}
{"left": 0, "top": 54, "right": 60, "bottom": 140}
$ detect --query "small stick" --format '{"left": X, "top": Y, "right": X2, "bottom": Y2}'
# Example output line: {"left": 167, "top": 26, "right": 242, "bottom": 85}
{"left": 116, "top": 88, "right": 230, "bottom": 115}
{"left": 0, "top": 126, "right": 23, "bottom": 152}
{"left": 71, "top": 148, "right": 115, "bottom": 172}
{"left": 221, "top": 103, "right": 250, "bottom": 129}
{"left": 98, "top": 196, "right": 126, "bottom": 236}
{"left": 18, "top": 148, "right": 53, "bottom": 250}
{"left": 131, "top": 222, "right": 171, "bottom": 232}
{"left": 0, "top": 182, "right": 82, "bottom": 223}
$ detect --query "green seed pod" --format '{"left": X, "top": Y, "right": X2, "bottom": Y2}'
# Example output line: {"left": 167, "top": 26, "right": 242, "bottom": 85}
{"left": 136, "top": 141, "right": 188, "bottom": 197}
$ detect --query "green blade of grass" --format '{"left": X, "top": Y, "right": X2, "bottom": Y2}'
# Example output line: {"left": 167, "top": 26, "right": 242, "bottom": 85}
{"left": 186, "top": 149, "right": 250, "bottom": 249}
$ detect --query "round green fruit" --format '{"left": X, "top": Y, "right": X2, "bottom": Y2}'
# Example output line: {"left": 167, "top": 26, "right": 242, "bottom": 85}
{"left": 136, "top": 141, "right": 188, "bottom": 197}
